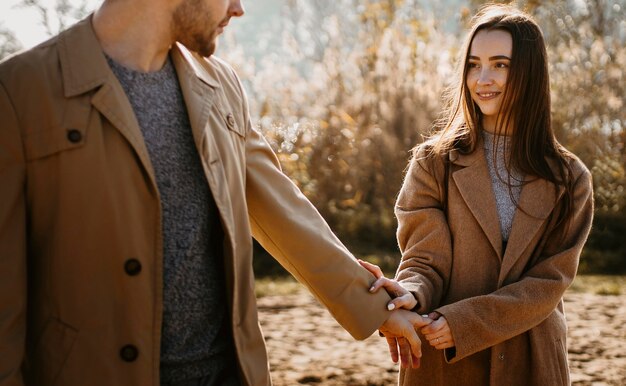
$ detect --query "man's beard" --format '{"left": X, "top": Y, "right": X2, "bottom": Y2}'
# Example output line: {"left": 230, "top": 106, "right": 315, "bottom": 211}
{"left": 185, "top": 30, "right": 218, "bottom": 57}
{"left": 172, "top": 0, "right": 219, "bottom": 57}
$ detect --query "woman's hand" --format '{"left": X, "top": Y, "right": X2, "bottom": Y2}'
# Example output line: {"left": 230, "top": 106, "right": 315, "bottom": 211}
{"left": 421, "top": 312, "right": 455, "bottom": 349}
{"left": 358, "top": 259, "right": 418, "bottom": 311}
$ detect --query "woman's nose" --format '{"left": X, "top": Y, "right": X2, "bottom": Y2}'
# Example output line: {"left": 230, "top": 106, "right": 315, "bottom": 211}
{"left": 477, "top": 68, "right": 493, "bottom": 85}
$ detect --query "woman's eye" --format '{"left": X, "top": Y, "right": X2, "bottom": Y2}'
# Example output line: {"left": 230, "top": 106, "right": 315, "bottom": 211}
{"left": 495, "top": 62, "right": 509, "bottom": 69}
{"left": 468, "top": 62, "right": 479, "bottom": 69}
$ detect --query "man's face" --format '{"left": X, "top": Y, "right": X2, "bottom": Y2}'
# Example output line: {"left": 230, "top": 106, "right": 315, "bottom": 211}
{"left": 172, "top": 0, "right": 243, "bottom": 57}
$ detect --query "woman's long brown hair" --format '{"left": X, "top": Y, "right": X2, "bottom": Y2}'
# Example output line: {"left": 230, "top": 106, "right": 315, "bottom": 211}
{"left": 428, "top": 4, "right": 575, "bottom": 233}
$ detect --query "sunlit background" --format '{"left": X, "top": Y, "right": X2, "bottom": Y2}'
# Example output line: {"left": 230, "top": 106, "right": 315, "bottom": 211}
{"left": 1, "top": 0, "right": 625, "bottom": 275}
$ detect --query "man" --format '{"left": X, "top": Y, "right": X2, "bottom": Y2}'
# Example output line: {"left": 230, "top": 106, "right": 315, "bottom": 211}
{"left": 0, "top": 0, "right": 428, "bottom": 385}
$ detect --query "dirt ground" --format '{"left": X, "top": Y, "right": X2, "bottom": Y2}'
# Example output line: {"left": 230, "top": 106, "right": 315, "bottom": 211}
{"left": 257, "top": 288, "right": 626, "bottom": 385}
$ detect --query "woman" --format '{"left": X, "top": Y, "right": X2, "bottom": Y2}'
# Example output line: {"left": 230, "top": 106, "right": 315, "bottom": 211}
{"left": 362, "top": 4, "right": 594, "bottom": 385}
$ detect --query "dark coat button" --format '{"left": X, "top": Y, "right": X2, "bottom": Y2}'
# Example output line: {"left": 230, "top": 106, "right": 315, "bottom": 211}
{"left": 120, "top": 345, "right": 138, "bottom": 362}
{"left": 124, "top": 259, "right": 142, "bottom": 276}
{"left": 226, "top": 113, "right": 235, "bottom": 127}
{"left": 67, "top": 129, "right": 82, "bottom": 143}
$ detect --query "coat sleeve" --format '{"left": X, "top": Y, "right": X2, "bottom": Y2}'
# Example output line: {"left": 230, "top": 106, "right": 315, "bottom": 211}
{"left": 394, "top": 146, "right": 453, "bottom": 314}
{"left": 0, "top": 81, "right": 27, "bottom": 385}
{"left": 233, "top": 74, "right": 392, "bottom": 340}
{"left": 437, "top": 167, "right": 594, "bottom": 363}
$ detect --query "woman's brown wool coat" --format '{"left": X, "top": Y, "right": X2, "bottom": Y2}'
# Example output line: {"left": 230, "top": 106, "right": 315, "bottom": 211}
{"left": 396, "top": 143, "right": 594, "bottom": 386}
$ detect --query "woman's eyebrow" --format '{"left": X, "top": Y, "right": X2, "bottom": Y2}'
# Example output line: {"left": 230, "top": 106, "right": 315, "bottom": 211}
{"left": 468, "top": 55, "right": 512, "bottom": 61}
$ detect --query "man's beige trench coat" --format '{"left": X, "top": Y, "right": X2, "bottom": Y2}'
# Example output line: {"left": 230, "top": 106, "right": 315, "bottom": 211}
{"left": 0, "top": 18, "right": 392, "bottom": 386}
{"left": 396, "top": 143, "right": 594, "bottom": 385}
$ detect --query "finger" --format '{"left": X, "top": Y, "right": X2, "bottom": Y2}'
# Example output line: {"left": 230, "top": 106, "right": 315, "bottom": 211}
{"left": 425, "top": 333, "right": 446, "bottom": 344}
{"left": 432, "top": 338, "right": 454, "bottom": 350}
{"left": 424, "top": 323, "right": 448, "bottom": 338}
{"left": 427, "top": 334, "right": 453, "bottom": 349}
{"left": 411, "top": 352, "right": 421, "bottom": 369}
{"left": 388, "top": 293, "right": 417, "bottom": 311}
{"left": 369, "top": 277, "right": 388, "bottom": 293}
{"left": 428, "top": 311, "right": 441, "bottom": 320}
{"left": 384, "top": 336, "right": 399, "bottom": 363}
{"left": 372, "top": 277, "right": 407, "bottom": 298}
{"left": 426, "top": 335, "right": 440, "bottom": 347}
{"left": 411, "top": 351, "right": 421, "bottom": 369}
{"left": 435, "top": 341, "right": 454, "bottom": 350}
{"left": 397, "top": 337, "right": 408, "bottom": 368}
{"left": 401, "top": 330, "right": 422, "bottom": 368}
{"left": 385, "top": 291, "right": 410, "bottom": 310}
{"left": 397, "top": 337, "right": 414, "bottom": 369}
{"left": 441, "top": 341, "right": 455, "bottom": 349}
{"left": 421, "top": 317, "right": 446, "bottom": 334}
{"left": 425, "top": 334, "right": 446, "bottom": 347}
{"left": 358, "top": 259, "right": 383, "bottom": 278}
{"left": 408, "top": 313, "right": 432, "bottom": 328}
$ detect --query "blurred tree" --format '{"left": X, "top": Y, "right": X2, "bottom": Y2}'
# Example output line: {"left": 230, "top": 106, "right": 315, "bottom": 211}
{"left": 16, "top": 0, "right": 90, "bottom": 36}
{"left": 0, "top": 25, "right": 22, "bottom": 59}
{"left": 539, "top": 0, "right": 625, "bottom": 273}
{"left": 229, "top": 0, "right": 456, "bottom": 253}
{"left": 1, "top": 0, "right": 91, "bottom": 60}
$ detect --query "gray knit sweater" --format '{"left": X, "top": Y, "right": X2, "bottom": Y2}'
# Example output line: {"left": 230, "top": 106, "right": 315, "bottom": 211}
{"left": 107, "top": 54, "right": 234, "bottom": 383}
{"left": 482, "top": 131, "right": 524, "bottom": 242}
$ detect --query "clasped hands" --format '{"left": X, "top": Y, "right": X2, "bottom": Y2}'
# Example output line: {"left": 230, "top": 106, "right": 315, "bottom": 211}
{"left": 360, "top": 260, "right": 455, "bottom": 369}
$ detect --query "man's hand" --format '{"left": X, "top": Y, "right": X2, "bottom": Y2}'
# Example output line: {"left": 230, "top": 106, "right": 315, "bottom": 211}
{"left": 358, "top": 259, "right": 418, "bottom": 311}
{"left": 379, "top": 309, "right": 432, "bottom": 368}
{"left": 359, "top": 259, "right": 432, "bottom": 367}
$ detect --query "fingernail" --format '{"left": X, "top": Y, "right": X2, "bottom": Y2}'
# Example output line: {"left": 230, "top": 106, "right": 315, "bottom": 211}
{"left": 387, "top": 303, "right": 395, "bottom": 311}
{"left": 370, "top": 286, "right": 375, "bottom": 292}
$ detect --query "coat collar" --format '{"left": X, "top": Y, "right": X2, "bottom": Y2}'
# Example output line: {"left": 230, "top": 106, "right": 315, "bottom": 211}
{"left": 172, "top": 42, "right": 220, "bottom": 89}
{"left": 58, "top": 16, "right": 221, "bottom": 98}
{"left": 450, "top": 141, "right": 504, "bottom": 258}
{"left": 450, "top": 136, "right": 564, "bottom": 279}
{"left": 170, "top": 42, "right": 220, "bottom": 157}
{"left": 448, "top": 146, "right": 478, "bottom": 167}
{"left": 58, "top": 15, "right": 155, "bottom": 183}
{"left": 170, "top": 44, "right": 240, "bottom": 265}
{"left": 499, "top": 172, "right": 563, "bottom": 284}
{"left": 58, "top": 16, "right": 112, "bottom": 98}
{"left": 56, "top": 16, "right": 223, "bottom": 184}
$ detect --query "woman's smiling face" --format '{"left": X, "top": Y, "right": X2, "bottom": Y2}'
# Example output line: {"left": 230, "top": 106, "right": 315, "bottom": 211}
{"left": 466, "top": 29, "right": 513, "bottom": 133}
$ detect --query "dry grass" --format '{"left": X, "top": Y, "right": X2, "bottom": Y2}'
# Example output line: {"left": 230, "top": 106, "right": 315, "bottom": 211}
{"left": 568, "top": 275, "right": 626, "bottom": 296}
{"left": 255, "top": 276, "right": 303, "bottom": 298}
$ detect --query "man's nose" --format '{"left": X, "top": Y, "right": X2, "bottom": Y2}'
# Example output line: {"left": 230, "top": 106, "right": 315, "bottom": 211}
{"left": 229, "top": 0, "right": 245, "bottom": 17}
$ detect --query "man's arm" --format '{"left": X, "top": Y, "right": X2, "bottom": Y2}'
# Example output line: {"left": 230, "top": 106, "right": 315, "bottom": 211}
{"left": 224, "top": 65, "right": 419, "bottom": 343}
{"left": 0, "top": 81, "right": 27, "bottom": 385}
{"left": 243, "top": 119, "right": 392, "bottom": 338}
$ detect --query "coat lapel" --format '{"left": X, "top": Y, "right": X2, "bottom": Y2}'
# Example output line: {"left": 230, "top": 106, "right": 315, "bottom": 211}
{"left": 451, "top": 148, "right": 504, "bottom": 259}
{"left": 170, "top": 44, "right": 237, "bottom": 246}
{"left": 498, "top": 174, "right": 563, "bottom": 285}
{"left": 58, "top": 16, "right": 156, "bottom": 185}
{"left": 58, "top": 18, "right": 238, "bottom": 247}
{"left": 170, "top": 44, "right": 219, "bottom": 155}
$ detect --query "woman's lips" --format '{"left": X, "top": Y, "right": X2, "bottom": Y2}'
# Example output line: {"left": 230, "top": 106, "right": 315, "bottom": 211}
{"left": 476, "top": 91, "right": 501, "bottom": 100}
